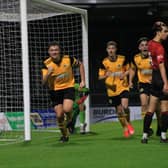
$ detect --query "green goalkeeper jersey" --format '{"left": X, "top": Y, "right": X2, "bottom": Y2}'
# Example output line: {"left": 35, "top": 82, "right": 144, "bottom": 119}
{"left": 74, "top": 83, "right": 89, "bottom": 103}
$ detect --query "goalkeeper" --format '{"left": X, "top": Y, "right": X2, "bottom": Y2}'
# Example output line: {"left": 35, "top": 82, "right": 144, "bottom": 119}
{"left": 70, "top": 83, "right": 89, "bottom": 134}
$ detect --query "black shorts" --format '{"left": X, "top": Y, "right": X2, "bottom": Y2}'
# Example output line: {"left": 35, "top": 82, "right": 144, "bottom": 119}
{"left": 108, "top": 91, "right": 129, "bottom": 107}
{"left": 138, "top": 82, "right": 151, "bottom": 96}
{"left": 150, "top": 69, "right": 168, "bottom": 100}
{"left": 49, "top": 87, "right": 75, "bottom": 106}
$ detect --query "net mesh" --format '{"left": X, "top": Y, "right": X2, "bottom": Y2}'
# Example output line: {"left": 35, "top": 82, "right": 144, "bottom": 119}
{"left": 0, "top": 0, "right": 83, "bottom": 143}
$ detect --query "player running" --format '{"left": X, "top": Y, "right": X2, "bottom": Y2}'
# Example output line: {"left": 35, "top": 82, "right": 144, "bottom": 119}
{"left": 98, "top": 41, "right": 134, "bottom": 138}
{"left": 42, "top": 41, "right": 85, "bottom": 143}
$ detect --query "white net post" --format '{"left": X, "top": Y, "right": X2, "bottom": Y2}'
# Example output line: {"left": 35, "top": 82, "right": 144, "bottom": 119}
{"left": 82, "top": 13, "right": 90, "bottom": 132}
{"left": 20, "top": 0, "right": 31, "bottom": 141}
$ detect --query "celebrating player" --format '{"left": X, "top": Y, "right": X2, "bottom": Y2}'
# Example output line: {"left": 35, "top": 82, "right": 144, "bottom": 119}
{"left": 70, "top": 83, "right": 89, "bottom": 134}
{"left": 42, "top": 41, "right": 85, "bottom": 143}
{"left": 98, "top": 41, "right": 134, "bottom": 138}
{"left": 129, "top": 37, "right": 161, "bottom": 136}
{"left": 141, "top": 21, "right": 168, "bottom": 143}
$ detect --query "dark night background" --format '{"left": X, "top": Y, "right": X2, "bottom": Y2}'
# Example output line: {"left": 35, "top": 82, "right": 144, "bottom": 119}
{"left": 1, "top": 0, "right": 168, "bottom": 113}
{"left": 54, "top": 0, "right": 168, "bottom": 107}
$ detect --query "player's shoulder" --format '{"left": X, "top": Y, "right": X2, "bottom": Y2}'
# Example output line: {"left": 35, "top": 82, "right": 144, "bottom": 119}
{"left": 43, "top": 57, "right": 52, "bottom": 65}
{"left": 118, "top": 54, "right": 126, "bottom": 58}
{"left": 149, "top": 40, "right": 164, "bottom": 53}
{"left": 102, "top": 56, "right": 108, "bottom": 63}
{"left": 134, "top": 53, "right": 141, "bottom": 59}
{"left": 148, "top": 40, "right": 163, "bottom": 48}
{"left": 63, "top": 55, "right": 76, "bottom": 62}
{"left": 117, "top": 54, "right": 127, "bottom": 61}
{"left": 63, "top": 55, "right": 70, "bottom": 58}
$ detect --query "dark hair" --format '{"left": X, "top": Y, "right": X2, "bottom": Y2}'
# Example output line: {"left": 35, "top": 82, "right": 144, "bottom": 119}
{"left": 106, "top": 41, "right": 118, "bottom": 48}
{"left": 152, "top": 21, "right": 167, "bottom": 35}
{"left": 48, "top": 41, "right": 64, "bottom": 58}
{"left": 137, "top": 37, "right": 148, "bottom": 46}
{"left": 48, "top": 41, "right": 62, "bottom": 50}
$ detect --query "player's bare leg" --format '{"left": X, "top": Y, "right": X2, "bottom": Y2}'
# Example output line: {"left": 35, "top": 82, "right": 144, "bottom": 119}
{"left": 117, "top": 105, "right": 131, "bottom": 138}
{"left": 140, "top": 94, "right": 149, "bottom": 119}
{"left": 121, "top": 98, "right": 135, "bottom": 136}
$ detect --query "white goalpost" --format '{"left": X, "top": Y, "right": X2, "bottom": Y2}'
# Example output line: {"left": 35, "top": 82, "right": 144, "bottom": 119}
{"left": 0, "top": 0, "right": 89, "bottom": 142}
{"left": 20, "top": 0, "right": 31, "bottom": 141}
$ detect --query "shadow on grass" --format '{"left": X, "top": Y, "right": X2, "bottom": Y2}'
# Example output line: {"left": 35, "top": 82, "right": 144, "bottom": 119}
{"left": 50, "top": 141, "right": 92, "bottom": 148}
{"left": 109, "top": 135, "right": 137, "bottom": 141}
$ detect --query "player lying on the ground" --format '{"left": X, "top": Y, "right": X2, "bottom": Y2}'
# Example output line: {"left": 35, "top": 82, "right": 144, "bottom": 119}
{"left": 69, "top": 83, "right": 89, "bottom": 134}
{"left": 129, "top": 37, "right": 161, "bottom": 137}
{"left": 98, "top": 41, "right": 134, "bottom": 138}
{"left": 42, "top": 41, "right": 85, "bottom": 143}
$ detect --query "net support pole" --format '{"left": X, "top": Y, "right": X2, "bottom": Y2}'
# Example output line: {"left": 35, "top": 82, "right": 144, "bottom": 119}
{"left": 20, "top": 0, "right": 31, "bottom": 141}
{"left": 82, "top": 12, "right": 90, "bottom": 132}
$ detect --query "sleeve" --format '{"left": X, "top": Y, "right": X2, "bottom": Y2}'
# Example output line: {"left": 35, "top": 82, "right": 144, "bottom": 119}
{"left": 130, "top": 57, "right": 136, "bottom": 70}
{"left": 130, "top": 62, "right": 136, "bottom": 69}
{"left": 156, "top": 46, "right": 165, "bottom": 64}
{"left": 123, "top": 57, "right": 129, "bottom": 71}
{"left": 98, "top": 61, "right": 106, "bottom": 77}
{"left": 70, "top": 56, "right": 80, "bottom": 66}
{"left": 41, "top": 62, "right": 48, "bottom": 78}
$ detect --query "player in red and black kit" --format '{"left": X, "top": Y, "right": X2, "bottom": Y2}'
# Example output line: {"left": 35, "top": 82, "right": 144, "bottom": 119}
{"left": 141, "top": 21, "right": 168, "bottom": 143}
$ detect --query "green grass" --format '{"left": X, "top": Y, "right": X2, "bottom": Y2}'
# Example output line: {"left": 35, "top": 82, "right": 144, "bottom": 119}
{"left": 0, "top": 120, "right": 167, "bottom": 168}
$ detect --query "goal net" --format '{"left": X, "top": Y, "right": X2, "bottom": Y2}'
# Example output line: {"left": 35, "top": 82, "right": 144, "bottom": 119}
{"left": 0, "top": 0, "right": 89, "bottom": 143}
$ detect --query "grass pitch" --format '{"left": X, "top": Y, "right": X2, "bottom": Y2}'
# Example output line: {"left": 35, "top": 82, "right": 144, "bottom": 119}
{"left": 0, "top": 120, "right": 167, "bottom": 168}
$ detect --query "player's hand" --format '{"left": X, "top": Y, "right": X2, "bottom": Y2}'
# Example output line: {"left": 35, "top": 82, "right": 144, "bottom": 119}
{"left": 129, "top": 81, "right": 133, "bottom": 89}
{"left": 149, "top": 76, "right": 152, "bottom": 84}
{"left": 80, "top": 81, "right": 85, "bottom": 88}
{"left": 163, "top": 83, "right": 168, "bottom": 94}
{"left": 105, "top": 71, "right": 111, "bottom": 77}
{"left": 47, "top": 66, "right": 53, "bottom": 75}
{"left": 119, "top": 73, "right": 125, "bottom": 80}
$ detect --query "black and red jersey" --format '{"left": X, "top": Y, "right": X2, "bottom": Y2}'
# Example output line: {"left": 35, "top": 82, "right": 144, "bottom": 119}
{"left": 148, "top": 40, "right": 166, "bottom": 70}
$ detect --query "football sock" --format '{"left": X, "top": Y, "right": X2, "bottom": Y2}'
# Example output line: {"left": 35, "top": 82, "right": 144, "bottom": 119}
{"left": 161, "top": 111, "right": 168, "bottom": 133}
{"left": 72, "top": 104, "right": 80, "bottom": 126}
{"left": 57, "top": 116, "right": 68, "bottom": 137}
{"left": 141, "top": 111, "right": 146, "bottom": 119}
{"left": 124, "top": 108, "right": 130, "bottom": 122}
{"left": 143, "top": 112, "right": 153, "bottom": 133}
{"left": 65, "top": 111, "right": 72, "bottom": 123}
{"left": 79, "top": 110, "right": 85, "bottom": 125}
{"left": 161, "top": 132, "right": 166, "bottom": 140}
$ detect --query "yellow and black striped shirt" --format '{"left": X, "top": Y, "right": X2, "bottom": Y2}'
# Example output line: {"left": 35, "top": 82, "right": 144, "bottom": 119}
{"left": 99, "top": 55, "right": 129, "bottom": 97}
{"left": 42, "top": 55, "right": 78, "bottom": 90}
{"left": 131, "top": 53, "right": 152, "bottom": 84}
